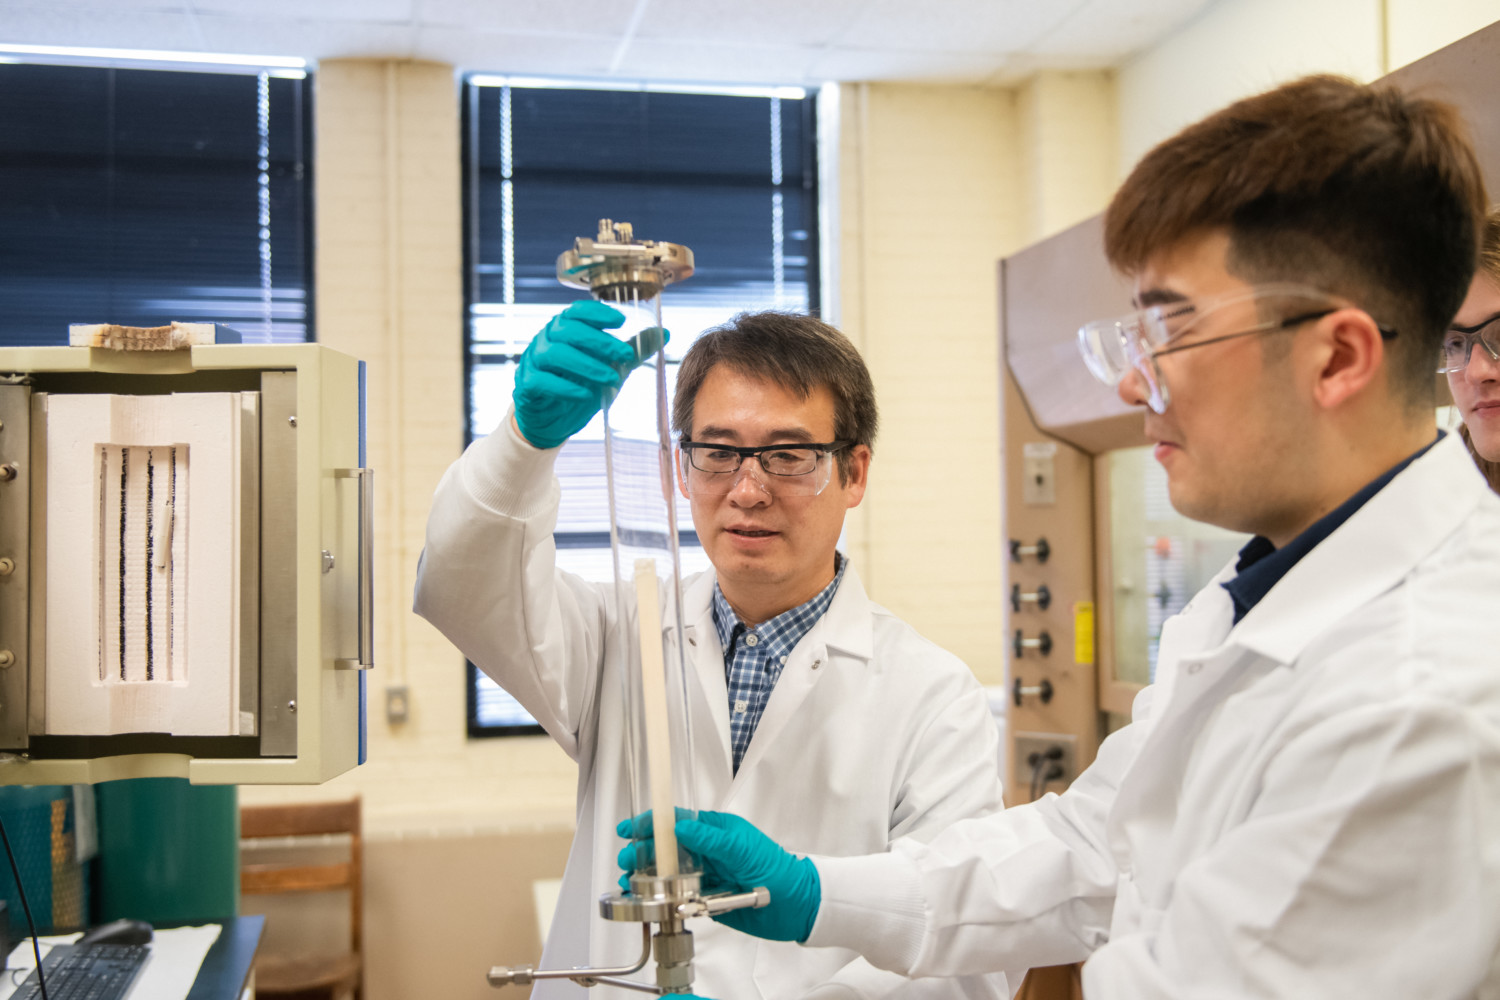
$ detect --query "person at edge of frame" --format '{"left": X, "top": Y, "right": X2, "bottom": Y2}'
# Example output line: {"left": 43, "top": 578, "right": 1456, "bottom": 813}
{"left": 414, "top": 306, "right": 1018, "bottom": 1000}
{"left": 1446, "top": 204, "right": 1500, "bottom": 491}
{"left": 626, "top": 73, "right": 1500, "bottom": 1000}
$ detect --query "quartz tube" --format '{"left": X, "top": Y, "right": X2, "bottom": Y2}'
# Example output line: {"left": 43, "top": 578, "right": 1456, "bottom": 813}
{"left": 599, "top": 282, "right": 697, "bottom": 878}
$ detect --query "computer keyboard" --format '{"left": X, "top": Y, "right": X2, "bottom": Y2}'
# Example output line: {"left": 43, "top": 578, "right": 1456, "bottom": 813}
{"left": 9, "top": 942, "right": 150, "bottom": 1000}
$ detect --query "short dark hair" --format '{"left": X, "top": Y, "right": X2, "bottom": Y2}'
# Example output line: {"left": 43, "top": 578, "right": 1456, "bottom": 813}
{"left": 671, "top": 311, "right": 877, "bottom": 483}
{"left": 1105, "top": 74, "right": 1488, "bottom": 407}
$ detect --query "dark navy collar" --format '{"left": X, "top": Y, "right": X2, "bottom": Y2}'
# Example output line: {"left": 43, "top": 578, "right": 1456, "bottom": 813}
{"left": 1222, "top": 432, "right": 1444, "bottom": 624}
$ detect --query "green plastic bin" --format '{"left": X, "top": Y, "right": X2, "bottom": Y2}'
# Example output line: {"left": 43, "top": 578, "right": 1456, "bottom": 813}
{"left": 94, "top": 778, "right": 238, "bottom": 925}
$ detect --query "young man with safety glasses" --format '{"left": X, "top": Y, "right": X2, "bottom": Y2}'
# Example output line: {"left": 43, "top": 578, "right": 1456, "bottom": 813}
{"left": 414, "top": 307, "right": 1015, "bottom": 1000}
{"left": 647, "top": 75, "right": 1500, "bottom": 998}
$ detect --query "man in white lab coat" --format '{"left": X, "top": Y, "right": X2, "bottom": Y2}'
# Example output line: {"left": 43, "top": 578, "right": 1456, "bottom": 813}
{"left": 413, "top": 309, "right": 1013, "bottom": 999}
{"left": 661, "top": 75, "right": 1500, "bottom": 998}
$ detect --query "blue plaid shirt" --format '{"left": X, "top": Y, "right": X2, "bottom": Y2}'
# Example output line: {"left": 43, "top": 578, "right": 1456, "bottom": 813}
{"left": 712, "top": 553, "right": 847, "bottom": 774}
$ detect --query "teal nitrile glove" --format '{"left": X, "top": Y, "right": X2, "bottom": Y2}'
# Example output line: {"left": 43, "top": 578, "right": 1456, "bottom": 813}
{"left": 673, "top": 810, "right": 820, "bottom": 943}
{"left": 511, "top": 300, "right": 668, "bottom": 449}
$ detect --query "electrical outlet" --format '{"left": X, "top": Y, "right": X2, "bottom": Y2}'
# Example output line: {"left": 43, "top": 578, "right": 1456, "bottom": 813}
{"left": 1012, "top": 731, "right": 1077, "bottom": 798}
{"left": 386, "top": 685, "right": 410, "bottom": 725}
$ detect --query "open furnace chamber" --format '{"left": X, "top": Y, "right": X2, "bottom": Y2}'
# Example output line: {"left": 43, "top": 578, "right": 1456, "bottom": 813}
{"left": 0, "top": 336, "right": 370, "bottom": 784}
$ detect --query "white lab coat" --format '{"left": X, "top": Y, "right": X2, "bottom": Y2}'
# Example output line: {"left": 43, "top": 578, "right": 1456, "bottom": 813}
{"left": 413, "top": 419, "right": 1014, "bottom": 1000}
{"left": 810, "top": 433, "right": 1500, "bottom": 998}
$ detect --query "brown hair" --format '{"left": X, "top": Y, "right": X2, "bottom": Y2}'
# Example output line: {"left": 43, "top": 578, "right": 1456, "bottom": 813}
{"left": 1106, "top": 74, "right": 1488, "bottom": 408}
{"left": 671, "top": 311, "right": 877, "bottom": 483}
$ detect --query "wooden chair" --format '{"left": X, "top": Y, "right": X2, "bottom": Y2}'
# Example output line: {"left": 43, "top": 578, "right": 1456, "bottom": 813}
{"left": 240, "top": 798, "right": 363, "bottom": 1000}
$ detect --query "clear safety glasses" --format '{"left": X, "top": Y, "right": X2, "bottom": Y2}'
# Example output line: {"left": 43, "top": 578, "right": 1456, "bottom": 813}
{"left": 1077, "top": 283, "right": 1357, "bottom": 414}
{"left": 677, "top": 441, "right": 849, "bottom": 497}
{"left": 1439, "top": 315, "right": 1500, "bottom": 373}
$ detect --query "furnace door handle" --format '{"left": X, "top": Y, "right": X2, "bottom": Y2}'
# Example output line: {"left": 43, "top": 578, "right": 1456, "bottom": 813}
{"left": 334, "top": 467, "right": 374, "bottom": 670}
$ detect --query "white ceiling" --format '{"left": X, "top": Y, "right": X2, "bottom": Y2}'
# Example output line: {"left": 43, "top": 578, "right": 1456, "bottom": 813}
{"left": 0, "top": 0, "right": 1220, "bottom": 86}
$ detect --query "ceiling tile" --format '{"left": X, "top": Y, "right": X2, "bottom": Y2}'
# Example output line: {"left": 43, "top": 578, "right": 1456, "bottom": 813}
{"left": 807, "top": 45, "right": 1010, "bottom": 84}
{"left": 1024, "top": 0, "right": 1216, "bottom": 58}
{"left": 191, "top": 0, "right": 415, "bottom": 23}
{"left": 0, "top": 0, "right": 190, "bottom": 13}
{"left": 413, "top": 25, "right": 620, "bottom": 76}
{"left": 417, "top": 0, "right": 640, "bottom": 35}
{"left": 192, "top": 14, "right": 419, "bottom": 61}
{"left": 0, "top": 6, "right": 206, "bottom": 51}
{"left": 633, "top": 0, "right": 867, "bottom": 48}
{"left": 610, "top": 36, "right": 820, "bottom": 85}
{"left": 833, "top": 0, "right": 1076, "bottom": 54}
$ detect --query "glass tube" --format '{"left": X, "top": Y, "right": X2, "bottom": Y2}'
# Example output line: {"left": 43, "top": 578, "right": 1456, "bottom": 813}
{"left": 596, "top": 282, "right": 698, "bottom": 880}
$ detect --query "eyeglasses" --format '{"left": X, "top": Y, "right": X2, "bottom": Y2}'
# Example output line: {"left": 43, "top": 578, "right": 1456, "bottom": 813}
{"left": 1438, "top": 315, "right": 1500, "bottom": 373}
{"left": 677, "top": 441, "right": 850, "bottom": 497}
{"left": 1077, "top": 283, "right": 1394, "bottom": 414}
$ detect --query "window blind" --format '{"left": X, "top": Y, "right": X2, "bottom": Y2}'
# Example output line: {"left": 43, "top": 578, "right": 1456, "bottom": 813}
{"left": 0, "top": 63, "right": 312, "bottom": 346}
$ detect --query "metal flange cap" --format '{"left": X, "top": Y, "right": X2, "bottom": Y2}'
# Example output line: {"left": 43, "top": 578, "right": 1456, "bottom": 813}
{"left": 557, "top": 219, "right": 694, "bottom": 300}
{"left": 598, "top": 871, "right": 703, "bottom": 923}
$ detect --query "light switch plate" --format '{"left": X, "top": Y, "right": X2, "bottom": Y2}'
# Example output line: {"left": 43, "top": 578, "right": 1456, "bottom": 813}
{"left": 386, "top": 685, "right": 410, "bottom": 725}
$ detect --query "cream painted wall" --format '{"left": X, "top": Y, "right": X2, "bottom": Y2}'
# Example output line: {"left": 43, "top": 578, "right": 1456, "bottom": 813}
{"left": 1117, "top": 0, "right": 1498, "bottom": 177}
{"left": 1116, "top": 0, "right": 1381, "bottom": 175}
{"left": 1017, "top": 71, "right": 1116, "bottom": 243}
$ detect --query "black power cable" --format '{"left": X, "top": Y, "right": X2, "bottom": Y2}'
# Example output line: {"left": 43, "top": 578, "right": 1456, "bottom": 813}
{"left": 0, "top": 814, "right": 49, "bottom": 1000}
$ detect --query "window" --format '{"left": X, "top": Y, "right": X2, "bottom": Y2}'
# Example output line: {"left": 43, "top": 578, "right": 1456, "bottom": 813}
{"left": 0, "top": 61, "right": 313, "bottom": 346}
{"left": 462, "top": 78, "right": 820, "bottom": 736}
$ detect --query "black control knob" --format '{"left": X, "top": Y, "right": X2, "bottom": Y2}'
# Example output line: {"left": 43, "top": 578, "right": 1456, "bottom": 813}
{"left": 1010, "top": 583, "right": 1052, "bottom": 613}
{"left": 1013, "top": 629, "right": 1053, "bottom": 658}
{"left": 1009, "top": 537, "right": 1050, "bottom": 563}
{"left": 1012, "top": 677, "right": 1055, "bottom": 707}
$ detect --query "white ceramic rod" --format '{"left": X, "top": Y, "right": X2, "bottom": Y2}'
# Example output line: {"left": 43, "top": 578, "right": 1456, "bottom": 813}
{"left": 634, "top": 557, "right": 679, "bottom": 876}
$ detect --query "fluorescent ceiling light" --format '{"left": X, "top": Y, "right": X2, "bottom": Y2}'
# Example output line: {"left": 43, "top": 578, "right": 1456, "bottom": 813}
{"left": 470, "top": 73, "right": 804, "bottom": 101}
{"left": 0, "top": 43, "right": 306, "bottom": 70}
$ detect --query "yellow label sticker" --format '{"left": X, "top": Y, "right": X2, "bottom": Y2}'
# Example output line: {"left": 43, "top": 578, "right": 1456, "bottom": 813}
{"left": 1073, "top": 601, "right": 1095, "bottom": 665}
